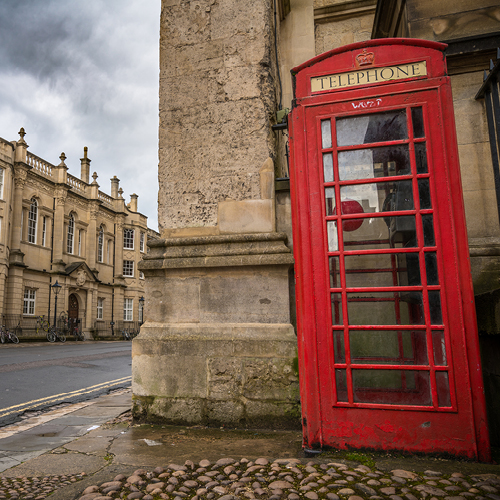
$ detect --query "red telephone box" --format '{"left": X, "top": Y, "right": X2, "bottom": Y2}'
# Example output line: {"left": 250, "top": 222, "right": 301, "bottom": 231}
{"left": 289, "top": 39, "right": 491, "bottom": 461}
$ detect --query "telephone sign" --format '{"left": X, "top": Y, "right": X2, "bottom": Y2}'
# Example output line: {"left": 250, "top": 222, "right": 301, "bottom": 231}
{"left": 289, "top": 39, "right": 490, "bottom": 461}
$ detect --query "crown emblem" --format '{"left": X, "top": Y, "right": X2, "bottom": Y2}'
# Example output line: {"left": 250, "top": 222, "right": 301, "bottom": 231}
{"left": 356, "top": 49, "right": 375, "bottom": 67}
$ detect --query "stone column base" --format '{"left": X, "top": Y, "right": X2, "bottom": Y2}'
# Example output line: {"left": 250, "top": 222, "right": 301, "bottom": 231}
{"left": 132, "top": 322, "right": 300, "bottom": 429}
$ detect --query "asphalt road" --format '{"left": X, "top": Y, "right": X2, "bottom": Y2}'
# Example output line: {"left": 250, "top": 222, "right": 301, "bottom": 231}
{"left": 0, "top": 341, "right": 132, "bottom": 427}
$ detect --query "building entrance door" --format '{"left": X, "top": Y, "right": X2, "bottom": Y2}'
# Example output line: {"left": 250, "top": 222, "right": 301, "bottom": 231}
{"left": 289, "top": 39, "right": 490, "bottom": 460}
{"left": 68, "top": 294, "right": 79, "bottom": 333}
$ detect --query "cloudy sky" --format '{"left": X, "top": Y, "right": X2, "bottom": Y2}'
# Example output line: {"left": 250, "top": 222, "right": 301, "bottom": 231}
{"left": 0, "top": 0, "right": 161, "bottom": 230}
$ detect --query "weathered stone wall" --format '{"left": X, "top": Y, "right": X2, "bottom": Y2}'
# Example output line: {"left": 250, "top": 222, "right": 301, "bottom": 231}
{"left": 158, "top": 0, "right": 278, "bottom": 233}
{"left": 134, "top": 0, "right": 299, "bottom": 429}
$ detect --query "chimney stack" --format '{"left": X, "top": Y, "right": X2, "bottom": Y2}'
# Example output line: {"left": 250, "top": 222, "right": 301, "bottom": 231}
{"left": 111, "top": 176, "right": 120, "bottom": 198}
{"left": 80, "top": 147, "right": 91, "bottom": 184}
{"left": 130, "top": 193, "right": 138, "bottom": 212}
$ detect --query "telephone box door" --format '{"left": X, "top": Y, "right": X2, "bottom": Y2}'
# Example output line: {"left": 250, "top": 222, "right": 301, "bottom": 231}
{"left": 289, "top": 39, "right": 490, "bottom": 460}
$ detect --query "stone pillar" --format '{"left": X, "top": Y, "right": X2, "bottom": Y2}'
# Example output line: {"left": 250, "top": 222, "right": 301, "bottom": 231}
{"left": 114, "top": 218, "right": 124, "bottom": 280}
{"left": 86, "top": 288, "right": 93, "bottom": 330}
{"left": 133, "top": 0, "right": 299, "bottom": 428}
{"left": 88, "top": 203, "right": 98, "bottom": 271}
{"left": 10, "top": 168, "right": 27, "bottom": 265}
{"left": 52, "top": 188, "right": 67, "bottom": 272}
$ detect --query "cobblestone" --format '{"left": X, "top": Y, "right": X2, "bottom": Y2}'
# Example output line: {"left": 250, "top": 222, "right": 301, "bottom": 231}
{"left": 1, "top": 459, "right": 499, "bottom": 499}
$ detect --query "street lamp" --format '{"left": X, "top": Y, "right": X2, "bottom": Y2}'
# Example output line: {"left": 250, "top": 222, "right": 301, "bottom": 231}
{"left": 52, "top": 281, "right": 62, "bottom": 330}
{"left": 139, "top": 296, "right": 145, "bottom": 326}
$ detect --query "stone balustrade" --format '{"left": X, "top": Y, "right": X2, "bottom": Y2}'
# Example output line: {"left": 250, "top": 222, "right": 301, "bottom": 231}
{"left": 26, "top": 152, "right": 53, "bottom": 179}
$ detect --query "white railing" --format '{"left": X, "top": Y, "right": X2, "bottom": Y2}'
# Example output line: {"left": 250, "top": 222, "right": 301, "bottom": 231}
{"left": 98, "top": 190, "right": 114, "bottom": 208}
{"left": 26, "top": 152, "right": 53, "bottom": 178}
{"left": 67, "top": 173, "right": 86, "bottom": 194}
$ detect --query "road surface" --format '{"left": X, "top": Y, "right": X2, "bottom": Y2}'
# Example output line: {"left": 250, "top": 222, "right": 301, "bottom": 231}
{"left": 0, "top": 341, "right": 132, "bottom": 427}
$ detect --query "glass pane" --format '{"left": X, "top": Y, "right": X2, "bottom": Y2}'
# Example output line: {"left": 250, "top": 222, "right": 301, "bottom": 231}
{"left": 429, "top": 290, "right": 443, "bottom": 324}
{"left": 344, "top": 252, "right": 421, "bottom": 288}
{"left": 327, "top": 221, "right": 338, "bottom": 251}
{"left": 321, "top": 120, "right": 332, "bottom": 149}
{"left": 347, "top": 291, "right": 425, "bottom": 325}
{"left": 342, "top": 215, "right": 417, "bottom": 251}
{"left": 340, "top": 180, "right": 413, "bottom": 215}
{"left": 336, "top": 369, "right": 348, "bottom": 402}
{"left": 422, "top": 214, "right": 435, "bottom": 246}
{"left": 338, "top": 145, "right": 410, "bottom": 181}
{"left": 352, "top": 369, "right": 432, "bottom": 405}
{"left": 415, "top": 143, "right": 428, "bottom": 174}
{"left": 333, "top": 331, "right": 345, "bottom": 363}
{"left": 436, "top": 371, "right": 451, "bottom": 407}
{"left": 331, "top": 293, "right": 343, "bottom": 325}
{"left": 432, "top": 330, "right": 447, "bottom": 365}
{"left": 325, "top": 187, "right": 336, "bottom": 215}
{"left": 425, "top": 252, "right": 439, "bottom": 285}
{"left": 337, "top": 110, "right": 408, "bottom": 147}
{"left": 323, "top": 153, "right": 334, "bottom": 182}
{"left": 418, "top": 179, "right": 431, "bottom": 209}
{"left": 349, "top": 330, "right": 428, "bottom": 365}
{"left": 411, "top": 107, "right": 425, "bottom": 138}
{"left": 329, "top": 256, "right": 340, "bottom": 288}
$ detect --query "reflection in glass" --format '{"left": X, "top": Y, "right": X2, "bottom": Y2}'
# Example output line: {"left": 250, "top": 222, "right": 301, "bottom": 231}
{"left": 418, "top": 179, "right": 432, "bottom": 209}
{"left": 327, "top": 221, "right": 338, "bottom": 251}
{"left": 425, "top": 252, "right": 439, "bottom": 285}
{"left": 344, "top": 253, "right": 420, "bottom": 288}
{"left": 323, "top": 153, "right": 334, "bottom": 182}
{"left": 337, "top": 110, "right": 407, "bottom": 147}
{"left": 338, "top": 145, "right": 410, "bottom": 181}
{"left": 349, "top": 330, "right": 427, "bottom": 365}
{"left": 339, "top": 180, "right": 413, "bottom": 215}
{"left": 342, "top": 215, "right": 417, "bottom": 252}
{"left": 336, "top": 369, "right": 348, "bottom": 402}
{"left": 321, "top": 120, "right": 332, "bottom": 149}
{"left": 347, "top": 291, "right": 425, "bottom": 325}
{"left": 422, "top": 214, "right": 435, "bottom": 246}
{"left": 415, "top": 143, "right": 428, "bottom": 173}
{"left": 429, "top": 290, "right": 443, "bottom": 324}
{"left": 325, "top": 187, "right": 336, "bottom": 215}
{"left": 329, "top": 256, "right": 340, "bottom": 288}
{"left": 333, "top": 331, "right": 345, "bottom": 363}
{"left": 432, "top": 330, "right": 447, "bottom": 365}
{"left": 436, "top": 371, "right": 451, "bottom": 407}
{"left": 331, "top": 293, "right": 343, "bottom": 325}
{"left": 352, "top": 369, "right": 432, "bottom": 405}
{"left": 411, "top": 107, "right": 425, "bottom": 138}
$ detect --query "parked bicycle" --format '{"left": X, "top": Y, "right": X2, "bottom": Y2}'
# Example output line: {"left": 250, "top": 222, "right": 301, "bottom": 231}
{"left": 71, "top": 325, "right": 85, "bottom": 341}
{"left": 36, "top": 315, "right": 50, "bottom": 334}
{"left": 0, "top": 325, "right": 19, "bottom": 344}
{"left": 122, "top": 330, "right": 132, "bottom": 341}
{"left": 46, "top": 326, "right": 66, "bottom": 343}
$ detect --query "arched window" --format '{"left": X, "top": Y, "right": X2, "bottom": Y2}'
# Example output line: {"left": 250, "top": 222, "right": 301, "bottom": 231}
{"left": 28, "top": 198, "right": 37, "bottom": 244}
{"left": 97, "top": 226, "right": 104, "bottom": 262}
{"left": 67, "top": 213, "right": 75, "bottom": 254}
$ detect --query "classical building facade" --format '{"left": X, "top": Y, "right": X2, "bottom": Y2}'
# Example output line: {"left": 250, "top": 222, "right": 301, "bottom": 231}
{"left": 0, "top": 129, "right": 158, "bottom": 339}
{"left": 134, "top": 0, "right": 499, "bottom": 455}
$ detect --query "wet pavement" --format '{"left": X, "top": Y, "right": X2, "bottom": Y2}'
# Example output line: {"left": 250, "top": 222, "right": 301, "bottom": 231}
{"left": 0, "top": 389, "right": 498, "bottom": 500}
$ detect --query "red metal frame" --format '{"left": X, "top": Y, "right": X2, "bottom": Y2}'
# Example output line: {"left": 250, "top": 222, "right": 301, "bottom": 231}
{"left": 289, "top": 39, "right": 491, "bottom": 461}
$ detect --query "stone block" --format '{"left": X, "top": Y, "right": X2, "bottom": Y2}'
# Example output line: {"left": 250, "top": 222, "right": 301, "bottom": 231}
{"left": 132, "top": 348, "right": 207, "bottom": 399}
{"left": 208, "top": 358, "right": 243, "bottom": 399}
{"left": 218, "top": 199, "right": 274, "bottom": 234}
{"left": 146, "top": 275, "right": 201, "bottom": 323}
{"left": 206, "top": 400, "right": 245, "bottom": 425}
{"left": 199, "top": 268, "right": 290, "bottom": 323}
{"left": 242, "top": 358, "right": 299, "bottom": 400}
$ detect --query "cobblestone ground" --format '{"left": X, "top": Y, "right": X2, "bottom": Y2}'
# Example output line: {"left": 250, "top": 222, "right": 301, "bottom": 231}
{"left": 0, "top": 472, "right": 85, "bottom": 499}
{"left": 2, "top": 457, "right": 499, "bottom": 500}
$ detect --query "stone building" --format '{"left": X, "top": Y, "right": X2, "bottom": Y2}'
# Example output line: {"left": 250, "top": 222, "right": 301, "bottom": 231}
{"left": 134, "top": 0, "right": 500, "bottom": 451}
{"left": 0, "top": 128, "right": 158, "bottom": 339}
